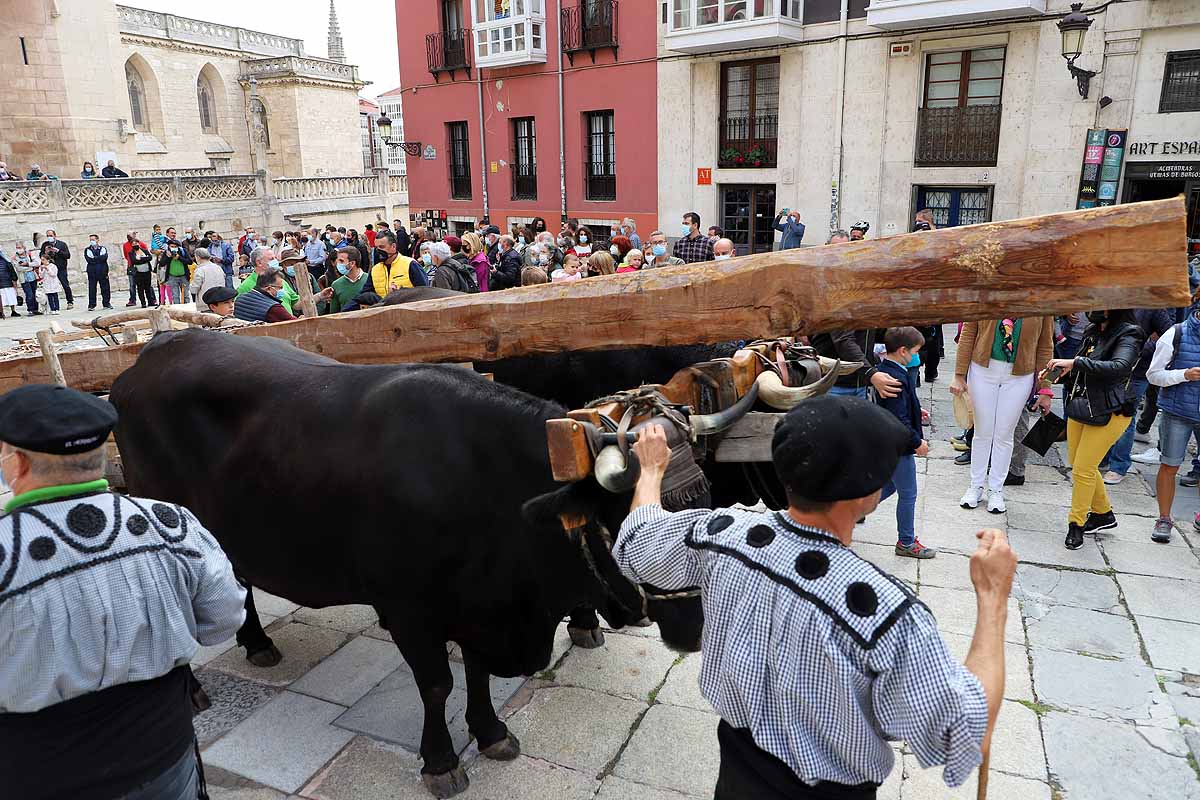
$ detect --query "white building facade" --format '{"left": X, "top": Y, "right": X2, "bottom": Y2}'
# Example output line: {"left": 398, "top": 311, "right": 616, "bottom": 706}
{"left": 656, "top": 0, "right": 1200, "bottom": 255}
{"left": 376, "top": 88, "right": 409, "bottom": 177}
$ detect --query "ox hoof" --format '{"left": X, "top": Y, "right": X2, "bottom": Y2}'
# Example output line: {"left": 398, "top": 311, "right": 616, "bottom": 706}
{"left": 481, "top": 731, "right": 521, "bottom": 761}
{"left": 422, "top": 766, "right": 469, "bottom": 799}
{"left": 631, "top": 616, "right": 653, "bottom": 628}
{"left": 245, "top": 644, "right": 283, "bottom": 668}
{"left": 568, "top": 626, "right": 605, "bottom": 649}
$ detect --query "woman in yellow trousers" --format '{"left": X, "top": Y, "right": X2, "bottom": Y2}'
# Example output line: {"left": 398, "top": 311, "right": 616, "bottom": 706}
{"left": 1046, "top": 309, "right": 1145, "bottom": 550}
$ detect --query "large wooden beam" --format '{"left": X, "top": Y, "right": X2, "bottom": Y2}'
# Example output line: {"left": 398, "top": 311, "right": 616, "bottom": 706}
{"left": 0, "top": 198, "right": 1187, "bottom": 394}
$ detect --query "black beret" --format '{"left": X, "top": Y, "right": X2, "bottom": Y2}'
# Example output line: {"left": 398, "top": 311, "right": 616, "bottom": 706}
{"left": 772, "top": 394, "right": 911, "bottom": 503}
{"left": 0, "top": 385, "right": 118, "bottom": 455}
{"left": 202, "top": 286, "right": 237, "bottom": 305}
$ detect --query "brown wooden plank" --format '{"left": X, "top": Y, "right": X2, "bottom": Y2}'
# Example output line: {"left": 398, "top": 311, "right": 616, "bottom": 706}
{"left": 0, "top": 199, "right": 1186, "bottom": 394}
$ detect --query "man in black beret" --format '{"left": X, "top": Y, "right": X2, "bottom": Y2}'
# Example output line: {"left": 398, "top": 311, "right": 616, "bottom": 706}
{"left": 0, "top": 384, "right": 246, "bottom": 800}
{"left": 614, "top": 394, "right": 1017, "bottom": 799}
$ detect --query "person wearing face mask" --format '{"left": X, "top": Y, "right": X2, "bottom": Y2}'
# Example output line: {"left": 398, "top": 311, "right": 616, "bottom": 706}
{"left": 530, "top": 216, "right": 548, "bottom": 237}
{"left": 621, "top": 218, "right": 641, "bottom": 250}
{"left": 712, "top": 238, "right": 735, "bottom": 261}
{"left": 773, "top": 210, "right": 806, "bottom": 250}
{"left": 39, "top": 229, "right": 73, "bottom": 309}
{"left": 482, "top": 225, "right": 502, "bottom": 265}
{"left": 80, "top": 161, "right": 97, "bottom": 179}
{"left": 490, "top": 235, "right": 523, "bottom": 290}
{"left": 429, "top": 240, "right": 477, "bottom": 293}
{"left": 329, "top": 247, "right": 370, "bottom": 312}
{"left": 369, "top": 230, "right": 428, "bottom": 296}
{"left": 236, "top": 246, "right": 297, "bottom": 314}
{"left": 180, "top": 228, "right": 200, "bottom": 262}
{"left": 642, "top": 231, "right": 684, "bottom": 269}
{"left": 155, "top": 238, "right": 193, "bottom": 305}
{"left": 673, "top": 213, "right": 714, "bottom": 264}
{"left": 0, "top": 244, "right": 19, "bottom": 318}
{"left": 234, "top": 269, "right": 297, "bottom": 323}
{"left": 609, "top": 235, "right": 632, "bottom": 264}
{"left": 1044, "top": 310, "right": 1145, "bottom": 549}
{"left": 278, "top": 252, "right": 331, "bottom": 315}
{"left": 950, "top": 317, "right": 1056, "bottom": 515}
{"left": 572, "top": 226, "right": 595, "bottom": 259}
{"left": 525, "top": 232, "right": 563, "bottom": 270}
{"left": 189, "top": 247, "right": 228, "bottom": 312}
{"left": 13, "top": 242, "right": 39, "bottom": 315}
{"left": 205, "top": 230, "right": 236, "bottom": 290}
{"left": 83, "top": 234, "right": 113, "bottom": 311}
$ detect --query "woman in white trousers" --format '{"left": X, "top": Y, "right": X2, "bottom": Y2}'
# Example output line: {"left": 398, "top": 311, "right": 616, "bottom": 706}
{"left": 950, "top": 318, "right": 1055, "bottom": 513}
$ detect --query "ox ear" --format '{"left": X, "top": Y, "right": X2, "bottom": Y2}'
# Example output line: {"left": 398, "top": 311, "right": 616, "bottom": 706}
{"left": 521, "top": 480, "right": 605, "bottom": 532}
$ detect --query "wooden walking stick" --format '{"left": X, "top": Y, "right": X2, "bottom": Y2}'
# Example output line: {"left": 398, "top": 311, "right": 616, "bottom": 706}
{"left": 977, "top": 751, "right": 990, "bottom": 800}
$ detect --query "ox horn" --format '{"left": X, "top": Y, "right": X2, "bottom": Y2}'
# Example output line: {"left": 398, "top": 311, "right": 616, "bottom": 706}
{"left": 691, "top": 380, "right": 760, "bottom": 437}
{"left": 817, "top": 355, "right": 864, "bottom": 377}
{"left": 755, "top": 358, "right": 842, "bottom": 410}
{"left": 595, "top": 445, "right": 641, "bottom": 493}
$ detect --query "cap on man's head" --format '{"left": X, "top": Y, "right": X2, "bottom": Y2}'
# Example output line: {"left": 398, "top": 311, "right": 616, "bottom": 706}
{"left": 202, "top": 286, "right": 237, "bottom": 306}
{"left": 0, "top": 385, "right": 118, "bottom": 455}
{"left": 771, "top": 394, "right": 910, "bottom": 503}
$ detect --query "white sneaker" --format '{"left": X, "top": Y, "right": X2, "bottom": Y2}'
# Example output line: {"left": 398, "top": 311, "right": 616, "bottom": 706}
{"left": 987, "top": 489, "right": 1006, "bottom": 514}
{"left": 1132, "top": 448, "right": 1161, "bottom": 465}
{"left": 50, "top": 310, "right": 60, "bottom": 315}
{"left": 960, "top": 486, "right": 985, "bottom": 509}
{"left": 1103, "top": 470, "right": 1125, "bottom": 485}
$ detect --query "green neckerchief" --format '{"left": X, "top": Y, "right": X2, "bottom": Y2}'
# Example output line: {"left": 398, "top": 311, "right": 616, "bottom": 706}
{"left": 5, "top": 478, "right": 110, "bottom": 513}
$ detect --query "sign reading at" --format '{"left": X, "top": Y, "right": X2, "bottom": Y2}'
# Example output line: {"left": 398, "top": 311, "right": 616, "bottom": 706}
{"left": 697, "top": 168, "right": 712, "bottom": 186}
{"left": 1127, "top": 140, "right": 1200, "bottom": 157}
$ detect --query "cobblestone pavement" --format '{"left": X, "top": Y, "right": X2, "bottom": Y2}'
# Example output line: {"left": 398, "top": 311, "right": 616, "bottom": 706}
{"left": 192, "top": 341, "right": 1200, "bottom": 800}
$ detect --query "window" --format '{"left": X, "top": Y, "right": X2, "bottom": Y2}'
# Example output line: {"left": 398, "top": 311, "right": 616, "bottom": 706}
{"left": 448, "top": 121, "right": 472, "bottom": 200}
{"left": 511, "top": 117, "right": 537, "bottom": 200}
{"left": 923, "top": 47, "right": 1005, "bottom": 108}
{"left": 126, "top": 62, "right": 147, "bottom": 129}
{"left": 914, "top": 186, "right": 992, "bottom": 228}
{"left": 719, "top": 58, "right": 778, "bottom": 168}
{"left": 197, "top": 73, "right": 217, "bottom": 134}
{"left": 803, "top": 0, "right": 867, "bottom": 24}
{"left": 585, "top": 110, "right": 616, "bottom": 201}
{"left": 1161, "top": 51, "right": 1200, "bottom": 113}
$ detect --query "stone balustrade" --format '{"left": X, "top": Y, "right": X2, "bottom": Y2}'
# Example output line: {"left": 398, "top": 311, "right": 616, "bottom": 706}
{"left": 273, "top": 175, "right": 378, "bottom": 201}
{"left": 388, "top": 174, "right": 409, "bottom": 194}
{"left": 117, "top": 5, "right": 304, "bottom": 57}
{"left": 239, "top": 56, "right": 361, "bottom": 85}
{"left": 131, "top": 167, "right": 218, "bottom": 177}
{"left": 0, "top": 175, "right": 262, "bottom": 212}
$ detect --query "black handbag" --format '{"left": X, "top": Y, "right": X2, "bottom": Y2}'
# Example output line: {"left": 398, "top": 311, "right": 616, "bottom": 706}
{"left": 1022, "top": 411, "right": 1068, "bottom": 455}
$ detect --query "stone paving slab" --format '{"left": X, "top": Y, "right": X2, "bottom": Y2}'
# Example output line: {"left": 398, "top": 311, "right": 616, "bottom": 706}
{"left": 1042, "top": 712, "right": 1200, "bottom": 800}
{"left": 939, "top": 632, "right": 1034, "bottom": 702}
{"left": 1024, "top": 605, "right": 1141, "bottom": 660}
{"left": 917, "top": 551, "right": 974, "bottom": 590}
{"left": 195, "top": 668, "right": 280, "bottom": 747}
{"left": 1101, "top": 539, "right": 1200, "bottom": 580}
{"left": 1014, "top": 563, "right": 1121, "bottom": 611}
{"left": 293, "top": 604, "right": 379, "bottom": 634}
{"left": 851, "top": 541, "right": 919, "bottom": 584}
{"left": 504, "top": 686, "right": 645, "bottom": 771}
{"left": 595, "top": 775, "right": 703, "bottom": 800}
{"left": 988, "top": 700, "right": 1047, "bottom": 780}
{"left": 1136, "top": 616, "right": 1200, "bottom": 673}
{"left": 207, "top": 622, "right": 350, "bottom": 687}
{"left": 290, "top": 634, "right": 404, "bottom": 708}
{"left": 299, "top": 736, "right": 425, "bottom": 800}
{"left": 1094, "top": 514, "right": 1191, "bottom": 547}
{"left": 656, "top": 652, "right": 710, "bottom": 712}
{"left": 554, "top": 629, "right": 680, "bottom": 703}
{"left": 334, "top": 659, "right": 524, "bottom": 754}
{"left": 254, "top": 588, "right": 301, "bottom": 618}
{"left": 614, "top": 704, "right": 721, "bottom": 797}
{"left": 1031, "top": 648, "right": 1164, "bottom": 721}
{"left": 900, "top": 754, "right": 1053, "bottom": 800}
{"left": 205, "top": 766, "right": 289, "bottom": 800}
{"left": 203, "top": 690, "right": 356, "bottom": 793}
{"left": 1116, "top": 574, "right": 1200, "bottom": 623}
{"left": 1006, "top": 528, "right": 1108, "bottom": 570}
{"left": 917, "top": 585, "right": 1024, "bottom": 643}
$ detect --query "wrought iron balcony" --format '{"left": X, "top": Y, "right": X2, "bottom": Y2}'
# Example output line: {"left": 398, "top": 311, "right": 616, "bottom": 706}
{"left": 426, "top": 29, "right": 471, "bottom": 79}
{"left": 914, "top": 104, "right": 1002, "bottom": 168}
{"left": 561, "top": 1, "right": 618, "bottom": 63}
{"left": 450, "top": 173, "right": 472, "bottom": 200}
{"left": 718, "top": 114, "right": 778, "bottom": 169}
{"left": 512, "top": 168, "right": 538, "bottom": 201}
{"left": 665, "top": 0, "right": 803, "bottom": 54}
{"left": 586, "top": 167, "right": 616, "bottom": 202}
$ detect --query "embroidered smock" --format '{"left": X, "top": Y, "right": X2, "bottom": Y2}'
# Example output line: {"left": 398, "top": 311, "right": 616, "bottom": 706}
{"left": 0, "top": 482, "right": 246, "bottom": 713}
{"left": 615, "top": 504, "right": 988, "bottom": 789}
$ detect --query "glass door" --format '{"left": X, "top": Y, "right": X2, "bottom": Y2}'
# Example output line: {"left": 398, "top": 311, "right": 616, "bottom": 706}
{"left": 720, "top": 184, "right": 777, "bottom": 255}
{"left": 914, "top": 186, "right": 992, "bottom": 227}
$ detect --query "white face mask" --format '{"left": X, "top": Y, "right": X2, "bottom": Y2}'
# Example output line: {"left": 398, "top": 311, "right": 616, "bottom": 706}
{"left": 578, "top": 235, "right": 588, "bottom": 244}
{"left": 610, "top": 246, "right": 620, "bottom": 256}
{"left": 714, "top": 253, "right": 732, "bottom": 261}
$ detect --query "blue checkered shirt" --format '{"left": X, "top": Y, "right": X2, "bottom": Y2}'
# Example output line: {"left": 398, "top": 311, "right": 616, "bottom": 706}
{"left": 616, "top": 504, "right": 987, "bottom": 788}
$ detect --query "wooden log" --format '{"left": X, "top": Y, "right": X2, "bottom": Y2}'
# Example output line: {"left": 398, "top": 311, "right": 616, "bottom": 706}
{"left": 0, "top": 199, "right": 1187, "bottom": 394}
{"left": 148, "top": 307, "right": 173, "bottom": 334}
{"left": 70, "top": 308, "right": 157, "bottom": 329}
{"left": 36, "top": 329, "right": 67, "bottom": 386}
{"left": 292, "top": 261, "right": 319, "bottom": 319}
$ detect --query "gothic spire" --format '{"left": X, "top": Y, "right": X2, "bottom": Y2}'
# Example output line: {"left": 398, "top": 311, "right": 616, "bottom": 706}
{"left": 327, "top": 0, "right": 346, "bottom": 63}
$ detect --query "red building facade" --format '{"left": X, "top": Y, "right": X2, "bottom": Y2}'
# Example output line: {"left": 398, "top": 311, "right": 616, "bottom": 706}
{"left": 394, "top": 0, "right": 658, "bottom": 237}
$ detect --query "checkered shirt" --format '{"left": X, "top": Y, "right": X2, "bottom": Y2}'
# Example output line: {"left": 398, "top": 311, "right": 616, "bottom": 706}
{"left": 672, "top": 233, "right": 715, "bottom": 264}
{"left": 616, "top": 504, "right": 988, "bottom": 788}
{"left": 0, "top": 492, "right": 246, "bottom": 713}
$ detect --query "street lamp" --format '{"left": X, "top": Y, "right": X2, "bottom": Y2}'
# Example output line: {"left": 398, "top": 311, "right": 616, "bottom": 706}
{"left": 377, "top": 113, "right": 422, "bottom": 156}
{"left": 1057, "top": 3, "right": 1097, "bottom": 99}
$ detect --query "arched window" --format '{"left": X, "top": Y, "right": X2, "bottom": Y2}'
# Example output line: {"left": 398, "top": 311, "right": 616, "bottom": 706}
{"left": 197, "top": 73, "right": 217, "bottom": 134}
{"left": 126, "top": 62, "right": 146, "bottom": 129}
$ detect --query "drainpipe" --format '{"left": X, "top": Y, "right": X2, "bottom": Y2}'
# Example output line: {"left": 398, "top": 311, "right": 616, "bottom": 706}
{"left": 829, "top": 0, "right": 849, "bottom": 232}
{"left": 477, "top": 70, "right": 490, "bottom": 222}
{"left": 556, "top": 0, "right": 567, "bottom": 223}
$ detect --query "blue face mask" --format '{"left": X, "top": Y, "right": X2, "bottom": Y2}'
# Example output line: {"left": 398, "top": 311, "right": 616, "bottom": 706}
{"left": 268, "top": 259, "right": 280, "bottom": 270}
{"left": 652, "top": 244, "right": 667, "bottom": 257}
{"left": 518, "top": 237, "right": 526, "bottom": 245}
{"left": 681, "top": 224, "right": 691, "bottom": 237}
{"left": 285, "top": 266, "right": 295, "bottom": 277}
{"left": 336, "top": 263, "right": 349, "bottom": 275}
{"left": 422, "top": 254, "right": 433, "bottom": 266}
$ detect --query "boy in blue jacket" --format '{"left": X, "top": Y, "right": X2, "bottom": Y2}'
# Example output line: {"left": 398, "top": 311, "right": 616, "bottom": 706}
{"left": 877, "top": 326, "right": 937, "bottom": 558}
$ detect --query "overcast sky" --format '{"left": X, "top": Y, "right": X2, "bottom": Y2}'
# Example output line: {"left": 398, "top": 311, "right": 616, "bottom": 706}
{"left": 138, "top": 0, "right": 400, "bottom": 100}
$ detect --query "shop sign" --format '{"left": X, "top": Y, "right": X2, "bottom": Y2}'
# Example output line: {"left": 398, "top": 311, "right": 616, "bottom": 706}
{"left": 1127, "top": 140, "right": 1200, "bottom": 157}
{"left": 697, "top": 168, "right": 712, "bottom": 186}
{"left": 1127, "top": 162, "right": 1200, "bottom": 181}
{"left": 1097, "top": 129, "right": 1126, "bottom": 207}
{"left": 1077, "top": 128, "right": 1106, "bottom": 209}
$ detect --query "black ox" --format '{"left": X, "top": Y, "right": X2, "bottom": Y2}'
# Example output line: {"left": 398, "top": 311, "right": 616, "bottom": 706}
{"left": 110, "top": 329, "right": 724, "bottom": 798}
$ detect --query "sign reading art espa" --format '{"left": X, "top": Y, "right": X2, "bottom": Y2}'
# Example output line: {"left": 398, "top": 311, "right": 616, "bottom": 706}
{"left": 1127, "top": 140, "right": 1200, "bottom": 157}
